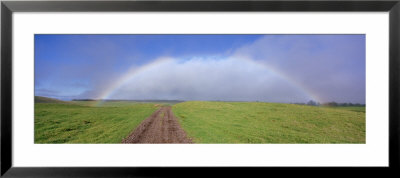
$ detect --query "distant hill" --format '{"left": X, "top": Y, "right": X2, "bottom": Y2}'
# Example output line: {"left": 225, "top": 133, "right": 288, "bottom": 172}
{"left": 35, "top": 96, "right": 68, "bottom": 104}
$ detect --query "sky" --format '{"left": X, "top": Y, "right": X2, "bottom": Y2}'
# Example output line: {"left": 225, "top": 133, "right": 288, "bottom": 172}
{"left": 35, "top": 34, "right": 365, "bottom": 104}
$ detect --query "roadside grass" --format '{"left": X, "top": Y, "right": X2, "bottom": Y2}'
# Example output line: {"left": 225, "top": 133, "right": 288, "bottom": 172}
{"left": 35, "top": 96, "right": 71, "bottom": 104}
{"left": 172, "top": 101, "right": 365, "bottom": 143}
{"left": 324, "top": 106, "right": 366, "bottom": 113}
{"left": 71, "top": 100, "right": 142, "bottom": 107}
{"left": 35, "top": 103, "right": 159, "bottom": 143}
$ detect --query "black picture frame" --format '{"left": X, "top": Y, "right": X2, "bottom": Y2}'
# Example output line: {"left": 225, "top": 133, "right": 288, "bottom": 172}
{"left": 1, "top": 0, "right": 399, "bottom": 177}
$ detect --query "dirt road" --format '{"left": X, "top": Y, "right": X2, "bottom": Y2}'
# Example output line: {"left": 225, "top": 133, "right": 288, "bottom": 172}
{"left": 122, "top": 106, "right": 192, "bottom": 143}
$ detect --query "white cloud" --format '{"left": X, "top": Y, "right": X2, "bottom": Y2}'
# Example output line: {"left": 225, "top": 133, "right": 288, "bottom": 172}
{"left": 100, "top": 35, "right": 365, "bottom": 104}
{"left": 232, "top": 35, "right": 366, "bottom": 103}
{"left": 109, "top": 57, "right": 312, "bottom": 103}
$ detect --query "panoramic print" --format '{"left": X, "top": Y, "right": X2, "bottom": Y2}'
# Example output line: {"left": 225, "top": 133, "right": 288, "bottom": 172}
{"left": 34, "top": 34, "right": 365, "bottom": 143}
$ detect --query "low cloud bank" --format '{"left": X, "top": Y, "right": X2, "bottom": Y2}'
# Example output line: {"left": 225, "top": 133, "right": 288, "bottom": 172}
{"left": 42, "top": 35, "right": 365, "bottom": 104}
{"left": 109, "top": 57, "right": 312, "bottom": 103}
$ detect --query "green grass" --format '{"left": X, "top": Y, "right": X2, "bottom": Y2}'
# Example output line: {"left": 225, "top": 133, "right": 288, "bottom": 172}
{"left": 172, "top": 101, "right": 365, "bottom": 143}
{"left": 325, "top": 106, "right": 366, "bottom": 113}
{"left": 71, "top": 100, "right": 143, "bottom": 107}
{"left": 35, "top": 96, "right": 70, "bottom": 104}
{"left": 35, "top": 96, "right": 366, "bottom": 144}
{"left": 34, "top": 103, "right": 159, "bottom": 143}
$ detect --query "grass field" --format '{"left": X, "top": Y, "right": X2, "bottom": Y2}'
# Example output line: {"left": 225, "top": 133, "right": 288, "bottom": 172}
{"left": 35, "top": 96, "right": 365, "bottom": 144}
{"left": 35, "top": 98, "right": 159, "bottom": 143}
{"left": 172, "top": 101, "right": 365, "bottom": 143}
{"left": 327, "top": 106, "right": 366, "bottom": 113}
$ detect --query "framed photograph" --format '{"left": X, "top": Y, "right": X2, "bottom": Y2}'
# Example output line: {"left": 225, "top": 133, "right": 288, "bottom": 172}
{"left": 1, "top": 0, "right": 399, "bottom": 177}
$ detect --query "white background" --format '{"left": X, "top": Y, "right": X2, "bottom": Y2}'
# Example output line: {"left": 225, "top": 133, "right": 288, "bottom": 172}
{"left": 13, "top": 12, "right": 389, "bottom": 167}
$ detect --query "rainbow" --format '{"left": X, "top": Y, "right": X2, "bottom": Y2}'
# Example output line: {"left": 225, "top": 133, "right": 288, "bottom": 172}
{"left": 95, "top": 57, "right": 321, "bottom": 106}
{"left": 95, "top": 57, "right": 173, "bottom": 106}
{"left": 239, "top": 56, "right": 322, "bottom": 103}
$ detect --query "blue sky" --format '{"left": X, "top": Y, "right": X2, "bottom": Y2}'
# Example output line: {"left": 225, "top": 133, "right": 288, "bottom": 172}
{"left": 35, "top": 34, "right": 365, "bottom": 103}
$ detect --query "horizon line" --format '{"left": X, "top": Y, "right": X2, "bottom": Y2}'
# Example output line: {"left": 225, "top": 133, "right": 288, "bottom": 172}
{"left": 35, "top": 96, "right": 366, "bottom": 105}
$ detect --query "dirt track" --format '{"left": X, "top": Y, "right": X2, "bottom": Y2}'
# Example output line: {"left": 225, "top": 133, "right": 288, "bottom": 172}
{"left": 122, "top": 106, "right": 192, "bottom": 143}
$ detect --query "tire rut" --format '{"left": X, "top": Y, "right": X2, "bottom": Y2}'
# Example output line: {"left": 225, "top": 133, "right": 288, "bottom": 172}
{"left": 122, "top": 106, "right": 192, "bottom": 143}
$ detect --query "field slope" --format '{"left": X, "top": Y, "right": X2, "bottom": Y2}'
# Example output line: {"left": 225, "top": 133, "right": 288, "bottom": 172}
{"left": 35, "top": 96, "right": 70, "bottom": 104}
{"left": 172, "top": 101, "right": 365, "bottom": 143}
{"left": 35, "top": 100, "right": 159, "bottom": 143}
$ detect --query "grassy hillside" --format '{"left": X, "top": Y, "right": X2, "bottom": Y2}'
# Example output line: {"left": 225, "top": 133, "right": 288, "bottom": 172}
{"left": 35, "top": 102, "right": 159, "bottom": 143}
{"left": 172, "top": 101, "right": 365, "bottom": 143}
{"left": 35, "top": 96, "right": 69, "bottom": 104}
